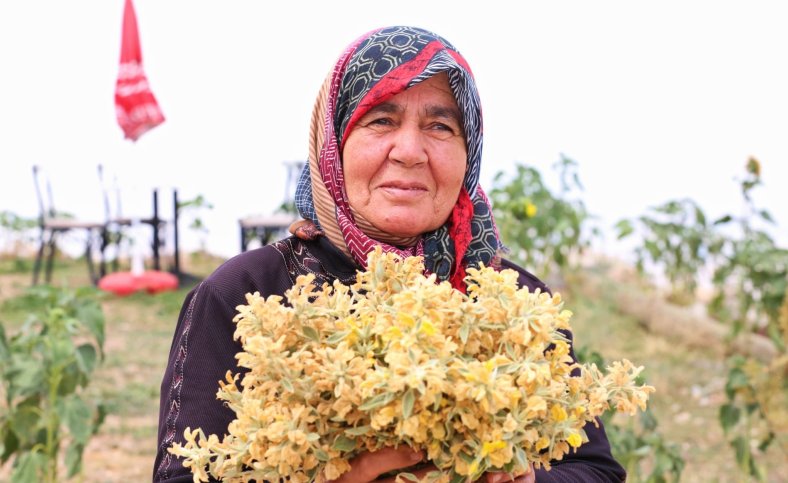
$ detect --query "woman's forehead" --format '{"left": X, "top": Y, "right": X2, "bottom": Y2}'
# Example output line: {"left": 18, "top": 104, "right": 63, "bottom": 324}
{"left": 364, "top": 74, "right": 460, "bottom": 118}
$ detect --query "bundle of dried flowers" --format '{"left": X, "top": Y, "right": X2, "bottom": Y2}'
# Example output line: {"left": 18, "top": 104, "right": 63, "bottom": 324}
{"left": 170, "top": 247, "right": 653, "bottom": 482}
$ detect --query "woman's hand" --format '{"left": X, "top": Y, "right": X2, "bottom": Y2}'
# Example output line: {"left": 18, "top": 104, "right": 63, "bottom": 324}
{"left": 326, "top": 448, "right": 535, "bottom": 483}
{"left": 481, "top": 464, "right": 535, "bottom": 483}
{"left": 326, "top": 446, "right": 427, "bottom": 482}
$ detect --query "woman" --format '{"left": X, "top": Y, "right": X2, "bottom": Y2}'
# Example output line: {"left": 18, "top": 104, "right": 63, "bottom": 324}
{"left": 153, "top": 26, "right": 625, "bottom": 483}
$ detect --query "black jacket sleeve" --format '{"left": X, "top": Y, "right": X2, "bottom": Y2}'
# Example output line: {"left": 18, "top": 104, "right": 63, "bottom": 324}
{"left": 153, "top": 281, "right": 242, "bottom": 482}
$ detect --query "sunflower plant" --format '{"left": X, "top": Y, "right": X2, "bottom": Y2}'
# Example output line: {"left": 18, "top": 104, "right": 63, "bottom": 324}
{"left": 170, "top": 247, "right": 653, "bottom": 483}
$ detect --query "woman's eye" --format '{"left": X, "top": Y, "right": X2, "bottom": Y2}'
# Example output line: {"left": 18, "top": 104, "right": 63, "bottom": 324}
{"left": 430, "top": 122, "right": 459, "bottom": 135}
{"left": 368, "top": 117, "right": 392, "bottom": 126}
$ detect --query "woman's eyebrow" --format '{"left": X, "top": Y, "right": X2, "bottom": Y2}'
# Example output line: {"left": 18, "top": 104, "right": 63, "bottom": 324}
{"left": 365, "top": 103, "right": 400, "bottom": 116}
{"left": 425, "top": 104, "right": 462, "bottom": 124}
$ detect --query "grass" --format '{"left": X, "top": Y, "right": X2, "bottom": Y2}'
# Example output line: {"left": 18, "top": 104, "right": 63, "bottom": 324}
{"left": 0, "top": 252, "right": 785, "bottom": 482}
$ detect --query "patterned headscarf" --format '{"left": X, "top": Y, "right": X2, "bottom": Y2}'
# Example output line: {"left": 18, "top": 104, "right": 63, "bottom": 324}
{"left": 294, "top": 26, "right": 501, "bottom": 290}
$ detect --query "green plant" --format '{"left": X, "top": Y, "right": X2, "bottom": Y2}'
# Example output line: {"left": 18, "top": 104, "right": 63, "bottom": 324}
{"left": 712, "top": 160, "right": 787, "bottom": 480}
{"left": 709, "top": 158, "right": 788, "bottom": 343}
{"left": 0, "top": 211, "right": 38, "bottom": 268}
{"left": 490, "top": 155, "right": 596, "bottom": 281}
{"left": 615, "top": 198, "right": 725, "bottom": 306}
{"left": 718, "top": 349, "right": 787, "bottom": 482}
{"left": 617, "top": 158, "right": 787, "bottom": 480}
{"left": 575, "top": 347, "right": 684, "bottom": 482}
{"left": 177, "top": 194, "right": 214, "bottom": 252}
{"left": 0, "top": 285, "right": 107, "bottom": 482}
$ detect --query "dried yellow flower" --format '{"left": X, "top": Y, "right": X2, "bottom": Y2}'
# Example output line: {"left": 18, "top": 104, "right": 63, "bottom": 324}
{"left": 169, "top": 247, "right": 654, "bottom": 482}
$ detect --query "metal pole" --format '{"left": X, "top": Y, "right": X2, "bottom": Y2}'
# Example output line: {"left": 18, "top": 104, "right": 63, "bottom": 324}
{"left": 173, "top": 188, "right": 181, "bottom": 276}
{"left": 152, "top": 188, "right": 160, "bottom": 270}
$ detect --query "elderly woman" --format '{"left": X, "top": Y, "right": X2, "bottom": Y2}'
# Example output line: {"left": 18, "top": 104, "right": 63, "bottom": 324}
{"left": 153, "top": 26, "right": 625, "bottom": 483}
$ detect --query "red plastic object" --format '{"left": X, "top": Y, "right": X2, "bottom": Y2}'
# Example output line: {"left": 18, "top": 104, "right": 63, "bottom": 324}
{"left": 98, "top": 270, "right": 178, "bottom": 296}
{"left": 137, "top": 270, "right": 179, "bottom": 294}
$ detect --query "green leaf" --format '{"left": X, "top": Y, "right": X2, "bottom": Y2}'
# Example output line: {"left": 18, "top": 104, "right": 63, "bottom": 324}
{"left": 757, "top": 431, "right": 774, "bottom": 452}
{"left": 8, "top": 358, "right": 45, "bottom": 399}
{"left": 731, "top": 436, "right": 749, "bottom": 468}
{"left": 75, "top": 302, "right": 105, "bottom": 354}
{"left": 57, "top": 363, "right": 83, "bottom": 395}
{"left": 396, "top": 472, "right": 421, "bottom": 482}
{"left": 59, "top": 396, "right": 92, "bottom": 444}
{"left": 1, "top": 424, "right": 20, "bottom": 464}
{"left": 48, "top": 337, "right": 74, "bottom": 367}
{"left": 314, "top": 448, "right": 330, "bottom": 462}
{"left": 0, "top": 323, "right": 9, "bottom": 362}
{"left": 280, "top": 378, "right": 294, "bottom": 393}
{"left": 75, "top": 344, "right": 98, "bottom": 375}
{"left": 359, "top": 392, "right": 396, "bottom": 411}
{"left": 306, "top": 432, "right": 321, "bottom": 441}
{"left": 639, "top": 408, "right": 658, "bottom": 432}
{"left": 65, "top": 441, "right": 84, "bottom": 477}
{"left": 614, "top": 219, "right": 634, "bottom": 239}
{"left": 344, "top": 426, "right": 371, "bottom": 437}
{"left": 457, "top": 450, "right": 475, "bottom": 463}
{"left": 331, "top": 435, "right": 356, "bottom": 452}
{"left": 302, "top": 326, "right": 320, "bottom": 342}
{"left": 92, "top": 403, "right": 108, "bottom": 436}
{"left": 9, "top": 403, "right": 42, "bottom": 446}
{"left": 694, "top": 205, "right": 707, "bottom": 226}
{"left": 724, "top": 368, "right": 749, "bottom": 398}
{"left": 326, "top": 331, "right": 349, "bottom": 345}
{"left": 744, "top": 402, "right": 759, "bottom": 415}
{"left": 402, "top": 389, "right": 415, "bottom": 420}
{"left": 459, "top": 324, "right": 470, "bottom": 344}
{"left": 513, "top": 445, "right": 528, "bottom": 472}
{"left": 10, "top": 451, "right": 47, "bottom": 483}
{"left": 449, "top": 473, "right": 467, "bottom": 483}
{"left": 758, "top": 209, "right": 774, "bottom": 223}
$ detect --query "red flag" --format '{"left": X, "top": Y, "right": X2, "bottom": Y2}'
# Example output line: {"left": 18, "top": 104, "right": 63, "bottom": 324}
{"left": 115, "top": 0, "right": 165, "bottom": 141}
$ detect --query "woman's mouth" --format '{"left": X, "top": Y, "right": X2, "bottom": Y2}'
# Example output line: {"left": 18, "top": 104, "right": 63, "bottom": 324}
{"left": 378, "top": 182, "right": 428, "bottom": 199}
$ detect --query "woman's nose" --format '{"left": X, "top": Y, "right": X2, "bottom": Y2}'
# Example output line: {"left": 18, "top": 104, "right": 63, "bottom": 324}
{"left": 388, "top": 124, "right": 428, "bottom": 167}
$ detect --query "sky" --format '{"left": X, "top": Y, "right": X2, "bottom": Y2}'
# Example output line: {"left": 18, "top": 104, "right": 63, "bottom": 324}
{"left": 1, "top": 1, "right": 786, "bottom": 263}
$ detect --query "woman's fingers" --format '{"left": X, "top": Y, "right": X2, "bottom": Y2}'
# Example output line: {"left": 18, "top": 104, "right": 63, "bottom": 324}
{"left": 375, "top": 463, "right": 440, "bottom": 483}
{"left": 328, "top": 446, "right": 425, "bottom": 482}
{"left": 484, "top": 463, "right": 535, "bottom": 483}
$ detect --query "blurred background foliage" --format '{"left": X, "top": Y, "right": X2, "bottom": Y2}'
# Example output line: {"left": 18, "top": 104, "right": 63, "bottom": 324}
{"left": 491, "top": 156, "right": 785, "bottom": 482}
{"left": 490, "top": 155, "right": 599, "bottom": 285}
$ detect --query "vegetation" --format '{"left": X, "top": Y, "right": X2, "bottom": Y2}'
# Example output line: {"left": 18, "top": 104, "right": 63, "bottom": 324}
{"left": 177, "top": 194, "right": 214, "bottom": 253}
{"left": 576, "top": 348, "right": 685, "bottom": 482}
{"left": 616, "top": 158, "right": 787, "bottom": 481}
{"left": 490, "top": 155, "right": 597, "bottom": 282}
{"left": 0, "top": 285, "right": 106, "bottom": 482}
{"left": 492, "top": 158, "right": 686, "bottom": 482}
{"left": 0, "top": 212, "right": 38, "bottom": 273}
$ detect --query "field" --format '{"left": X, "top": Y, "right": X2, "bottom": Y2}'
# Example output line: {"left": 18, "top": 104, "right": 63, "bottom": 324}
{"left": 0, "top": 253, "right": 785, "bottom": 482}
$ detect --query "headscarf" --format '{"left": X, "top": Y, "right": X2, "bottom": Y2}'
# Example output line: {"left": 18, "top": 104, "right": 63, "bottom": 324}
{"left": 293, "top": 26, "right": 501, "bottom": 291}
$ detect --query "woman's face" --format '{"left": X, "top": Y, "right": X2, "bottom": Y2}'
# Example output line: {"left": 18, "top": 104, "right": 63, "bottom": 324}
{"left": 342, "top": 73, "right": 467, "bottom": 238}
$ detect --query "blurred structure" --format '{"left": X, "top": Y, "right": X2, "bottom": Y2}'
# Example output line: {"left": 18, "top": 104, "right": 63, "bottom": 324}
{"left": 238, "top": 160, "right": 303, "bottom": 252}
{"left": 31, "top": 165, "right": 107, "bottom": 285}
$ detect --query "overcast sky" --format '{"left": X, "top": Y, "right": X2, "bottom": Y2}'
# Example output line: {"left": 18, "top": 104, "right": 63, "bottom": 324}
{"left": 1, "top": 0, "right": 786, "bottom": 261}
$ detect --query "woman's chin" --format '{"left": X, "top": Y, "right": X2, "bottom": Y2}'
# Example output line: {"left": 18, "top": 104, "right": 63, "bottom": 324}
{"left": 374, "top": 217, "right": 440, "bottom": 238}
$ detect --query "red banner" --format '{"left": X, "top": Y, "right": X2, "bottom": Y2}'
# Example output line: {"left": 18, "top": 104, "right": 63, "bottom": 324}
{"left": 115, "top": 0, "right": 165, "bottom": 141}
